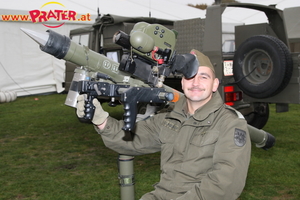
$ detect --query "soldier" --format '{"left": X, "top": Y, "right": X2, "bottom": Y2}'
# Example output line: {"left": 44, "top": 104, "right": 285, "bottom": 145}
{"left": 77, "top": 49, "right": 251, "bottom": 200}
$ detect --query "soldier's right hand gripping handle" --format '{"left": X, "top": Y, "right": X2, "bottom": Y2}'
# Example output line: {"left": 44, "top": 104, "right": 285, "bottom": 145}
{"left": 77, "top": 81, "right": 109, "bottom": 125}
{"left": 77, "top": 93, "right": 109, "bottom": 125}
{"left": 77, "top": 80, "right": 174, "bottom": 136}
{"left": 83, "top": 94, "right": 96, "bottom": 121}
{"left": 77, "top": 81, "right": 99, "bottom": 124}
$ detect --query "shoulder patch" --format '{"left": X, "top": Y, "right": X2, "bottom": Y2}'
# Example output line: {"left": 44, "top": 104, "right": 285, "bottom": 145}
{"left": 234, "top": 128, "right": 247, "bottom": 147}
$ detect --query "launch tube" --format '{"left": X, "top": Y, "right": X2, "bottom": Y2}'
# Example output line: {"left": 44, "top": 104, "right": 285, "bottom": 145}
{"left": 25, "top": 29, "right": 182, "bottom": 103}
{"left": 42, "top": 30, "right": 145, "bottom": 85}
{"left": 247, "top": 125, "right": 275, "bottom": 150}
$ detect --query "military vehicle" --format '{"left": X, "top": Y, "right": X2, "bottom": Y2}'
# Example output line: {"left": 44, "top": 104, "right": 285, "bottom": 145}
{"left": 63, "top": 2, "right": 300, "bottom": 130}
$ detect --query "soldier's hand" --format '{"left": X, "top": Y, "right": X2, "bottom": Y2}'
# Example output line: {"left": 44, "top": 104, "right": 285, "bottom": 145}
{"left": 76, "top": 94, "right": 109, "bottom": 125}
{"left": 91, "top": 98, "right": 109, "bottom": 125}
{"left": 76, "top": 94, "right": 87, "bottom": 118}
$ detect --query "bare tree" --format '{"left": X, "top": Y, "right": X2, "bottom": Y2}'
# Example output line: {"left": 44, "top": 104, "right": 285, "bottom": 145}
{"left": 188, "top": 0, "right": 240, "bottom": 10}
{"left": 213, "top": 0, "right": 240, "bottom": 4}
{"left": 187, "top": 3, "right": 208, "bottom": 10}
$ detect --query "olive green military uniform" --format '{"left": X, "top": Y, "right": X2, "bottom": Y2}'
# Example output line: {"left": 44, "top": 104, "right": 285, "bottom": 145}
{"left": 96, "top": 91, "right": 251, "bottom": 200}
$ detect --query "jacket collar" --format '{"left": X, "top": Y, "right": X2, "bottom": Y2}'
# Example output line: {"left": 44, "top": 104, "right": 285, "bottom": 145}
{"left": 167, "top": 91, "right": 223, "bottom": 123}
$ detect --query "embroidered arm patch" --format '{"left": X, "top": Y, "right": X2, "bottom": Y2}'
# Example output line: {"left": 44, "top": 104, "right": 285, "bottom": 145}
{"left": 234, "top": 128, "right": 247, "bottom": 147}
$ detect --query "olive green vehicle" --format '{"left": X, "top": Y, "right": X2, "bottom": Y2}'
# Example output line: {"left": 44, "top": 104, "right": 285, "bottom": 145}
{"left": 64, "top": 2, "right": 300, "bottom": 129}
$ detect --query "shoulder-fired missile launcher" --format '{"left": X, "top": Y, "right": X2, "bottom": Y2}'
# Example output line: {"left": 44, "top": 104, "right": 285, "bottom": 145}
{"left": 21, "top": 24, "right": 275, "bottom": 150}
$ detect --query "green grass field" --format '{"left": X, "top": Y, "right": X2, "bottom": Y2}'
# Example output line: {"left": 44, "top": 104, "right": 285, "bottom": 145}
{"left": 0, "top": 93, "right": 299, "bottom": 200}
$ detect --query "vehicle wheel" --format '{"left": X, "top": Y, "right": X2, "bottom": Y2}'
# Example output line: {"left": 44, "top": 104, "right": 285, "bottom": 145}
{"left": 243, "top": 102, "right": 269, "bottom": 129}
{"left": 233, "top": 35, "right": 293, "bottom": 98}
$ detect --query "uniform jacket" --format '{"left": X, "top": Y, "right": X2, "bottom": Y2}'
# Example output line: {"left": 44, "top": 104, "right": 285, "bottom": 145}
{"left": 96, "top": 91, "right": 251, "bottom": 200}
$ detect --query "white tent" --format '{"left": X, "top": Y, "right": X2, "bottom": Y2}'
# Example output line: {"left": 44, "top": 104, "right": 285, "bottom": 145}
{"left": 0, "top": 1, "right": 97, "bottom": 97}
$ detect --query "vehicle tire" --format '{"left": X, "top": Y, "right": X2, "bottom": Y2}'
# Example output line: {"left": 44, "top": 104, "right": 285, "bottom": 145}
{"left": 243, "top": 102, "right": 269, "bottom": 129}
{"left": 233, "top": 35, "right": 293, "bottom": 98}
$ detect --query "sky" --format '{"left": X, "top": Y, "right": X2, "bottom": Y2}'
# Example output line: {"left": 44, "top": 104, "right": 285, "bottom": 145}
{"left": 172, "top": 0, "right": 265, "bottom": 4}
{"left": 164, "top": 0, "right": 300, "bottom": 24}
{"left": 167, "top": 0, "right": 300, "bottom": 10}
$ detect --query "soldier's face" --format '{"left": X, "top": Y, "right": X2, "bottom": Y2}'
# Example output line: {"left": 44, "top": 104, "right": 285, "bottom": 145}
{"left": 181, "top": 66, "right": 219, "bottom": 104}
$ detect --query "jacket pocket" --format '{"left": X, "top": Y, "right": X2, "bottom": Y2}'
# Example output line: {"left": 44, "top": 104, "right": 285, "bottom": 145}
{"left": 190, "top": 130, "right": 219, "bottom": 147}
{"left": 188, "top": 130, "right": 220, "bottom": 161}
{"left": 182, "top": 130, "right": 220, "bottom": 176}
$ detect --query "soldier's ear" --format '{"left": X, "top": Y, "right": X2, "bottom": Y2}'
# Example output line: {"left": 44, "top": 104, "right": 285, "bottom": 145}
{"left": 212, "top": 78, "right": 219, "bottom": 92}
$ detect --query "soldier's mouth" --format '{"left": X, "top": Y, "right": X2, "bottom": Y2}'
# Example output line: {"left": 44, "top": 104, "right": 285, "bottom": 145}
{"left": 188, "top": 87, "right": 204, "bottom": 91}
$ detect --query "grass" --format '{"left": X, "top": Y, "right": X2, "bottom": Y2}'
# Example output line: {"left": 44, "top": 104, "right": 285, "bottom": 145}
{"left": 0, "top": 93, "right": 300, "bottom": 199}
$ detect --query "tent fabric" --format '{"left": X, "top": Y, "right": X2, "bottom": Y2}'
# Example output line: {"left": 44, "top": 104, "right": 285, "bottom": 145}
{"left": 0, "top": 22, "right": 89, "bottom": 96}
